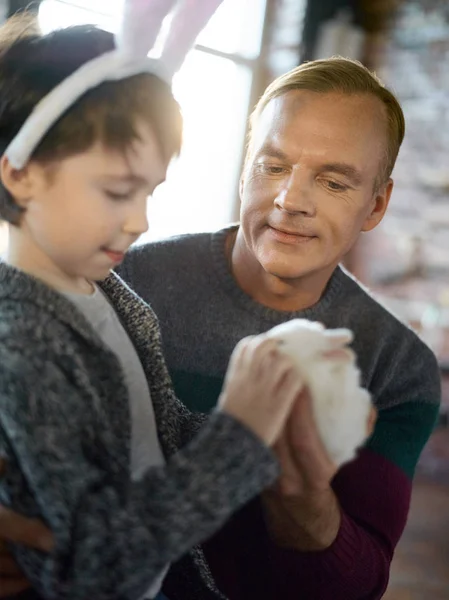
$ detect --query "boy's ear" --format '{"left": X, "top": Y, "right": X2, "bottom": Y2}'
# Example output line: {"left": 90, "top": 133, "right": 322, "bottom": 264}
{"left": 0, "top": 155, "right": 34, "bottom": 208}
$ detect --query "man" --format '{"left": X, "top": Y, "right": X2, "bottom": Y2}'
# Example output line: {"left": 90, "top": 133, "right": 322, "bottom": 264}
{"left": 0, "top": 57, "right": 441, "bottom": 599}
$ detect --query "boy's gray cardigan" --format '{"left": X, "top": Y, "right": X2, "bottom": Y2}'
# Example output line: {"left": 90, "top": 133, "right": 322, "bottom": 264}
{"left": 0, "top": 263, "right": 278, "bottom": 600}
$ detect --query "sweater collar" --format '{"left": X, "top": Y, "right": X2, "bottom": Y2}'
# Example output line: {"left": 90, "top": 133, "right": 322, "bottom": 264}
{"left": 209, "top": 225, "right": 344, "bottom": 324}
{"left": 0, "top": 261, "right": 125, "bottom": 346}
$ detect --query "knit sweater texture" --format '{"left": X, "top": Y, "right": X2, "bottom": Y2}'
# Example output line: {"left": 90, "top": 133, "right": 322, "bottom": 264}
{"left": 119, "top": 225, "right": 441, "bottom": 600}
{"left": 0, "top": 262, "right": 279, "bottom": 600}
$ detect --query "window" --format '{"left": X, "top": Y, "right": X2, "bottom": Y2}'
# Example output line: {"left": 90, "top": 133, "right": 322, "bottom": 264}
{"left": 38, "top": 0, "right": 268, "bottom": 243}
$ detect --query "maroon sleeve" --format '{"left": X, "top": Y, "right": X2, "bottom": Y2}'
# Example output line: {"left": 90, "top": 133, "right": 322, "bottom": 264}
{"left": 203, "top": 448, "right": 412, "bottom": 600}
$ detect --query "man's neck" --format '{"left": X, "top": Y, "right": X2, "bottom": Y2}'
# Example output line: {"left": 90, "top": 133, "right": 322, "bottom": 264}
{"left": 227, "top": 228, "right": 335, "bottom": 313}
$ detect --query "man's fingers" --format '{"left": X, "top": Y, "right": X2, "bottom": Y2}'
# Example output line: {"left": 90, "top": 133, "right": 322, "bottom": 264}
{"left": 288, "top": 391, "right": 336, "bottom": 471}
{"left": 366, "top": 406, "right": 377, "bottom": 437}
{"left": 0, "top": 539, "right": 32, "bottom": 597}
{"left": 0, "top": 506, "right": 53, "bottom": 552}
{"left": 273, "top": 434, "right": 294, "bottom": 470}
{"left": 324, "top": 329, "right": 353, "bottom": 349}
{"left": 272, "top": 435, "right": 302, "bottom": 496}
{"left": 0, "top": 577, "right": 32, "bottom": 597}
{"left": 288, "top": 389, "right": 317, "bottom": 444}
{"left": 322, "top": 348, "right": 355, "bottom": 362}
{"left": 0, "top": 553, "right": 22, "bottom": 576}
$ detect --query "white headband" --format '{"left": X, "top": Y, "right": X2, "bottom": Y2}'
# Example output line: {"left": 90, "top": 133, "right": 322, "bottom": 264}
{"left": 4, "top": 0, "right": 223, "bottom": 169}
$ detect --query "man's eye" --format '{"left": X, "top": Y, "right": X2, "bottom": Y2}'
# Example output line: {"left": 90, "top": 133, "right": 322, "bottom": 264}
{"left": 324, "top": 180, "right": 348, "bottom": 192}
{"left": 257, "top": 164, "right": 286, "bottom": 175}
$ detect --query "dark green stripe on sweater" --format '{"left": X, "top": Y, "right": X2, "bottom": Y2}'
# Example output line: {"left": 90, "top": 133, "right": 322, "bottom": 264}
{"left": 171, "top": 369, "right": 439, "bottom": 479}
{"left": 366, "top": 400, "right": 439, "bottom": 479}
{"left": 171, "top": 370, "right": 223, "bottom": 414}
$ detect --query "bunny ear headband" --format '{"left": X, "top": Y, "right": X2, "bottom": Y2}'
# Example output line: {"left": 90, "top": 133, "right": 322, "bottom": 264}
{"left": 5, "top": 0, "right": 223, "bottom": 169}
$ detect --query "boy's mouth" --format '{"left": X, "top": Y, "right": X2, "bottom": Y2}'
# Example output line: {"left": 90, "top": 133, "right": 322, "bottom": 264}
{"left": 102, "top": 248, "right": 126, "bottom": 264}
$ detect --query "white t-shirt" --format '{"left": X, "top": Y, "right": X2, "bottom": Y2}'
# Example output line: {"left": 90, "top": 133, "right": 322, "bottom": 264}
{"left": 66, "top": 285, "right": 169, "bottom": 599}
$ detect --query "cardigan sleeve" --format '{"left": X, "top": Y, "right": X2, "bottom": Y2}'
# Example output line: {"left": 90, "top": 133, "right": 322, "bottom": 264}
{"left": 0, "top": 356, "right": 278, "bottom": 600}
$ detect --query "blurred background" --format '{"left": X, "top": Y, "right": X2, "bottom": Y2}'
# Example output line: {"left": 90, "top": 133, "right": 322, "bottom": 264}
{"left": 0, "top": 1, "right": 448, "bottom": 597}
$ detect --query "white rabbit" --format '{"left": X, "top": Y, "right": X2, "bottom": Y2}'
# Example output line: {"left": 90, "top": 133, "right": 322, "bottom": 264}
{"left": 266, "top": 319, "right": 372, "bottom": 467}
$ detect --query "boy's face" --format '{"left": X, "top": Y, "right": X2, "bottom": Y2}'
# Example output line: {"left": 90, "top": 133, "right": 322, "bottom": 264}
{"left": 8, "top": 122, "right": 167, "bottom": 291}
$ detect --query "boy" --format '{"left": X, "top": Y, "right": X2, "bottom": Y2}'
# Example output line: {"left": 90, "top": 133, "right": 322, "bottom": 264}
{"left": 0, "top": 12, "right": 309, "bottom": 600}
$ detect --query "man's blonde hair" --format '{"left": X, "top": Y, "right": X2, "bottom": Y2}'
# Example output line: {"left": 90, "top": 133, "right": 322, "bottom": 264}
{"left": 247, "top": 57, "right": 405, "bottom": 185}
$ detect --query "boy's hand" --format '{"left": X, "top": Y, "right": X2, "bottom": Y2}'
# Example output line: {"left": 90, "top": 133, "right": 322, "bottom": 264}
{"left": 219, "top": 335, "right": 304, "bottom": 447}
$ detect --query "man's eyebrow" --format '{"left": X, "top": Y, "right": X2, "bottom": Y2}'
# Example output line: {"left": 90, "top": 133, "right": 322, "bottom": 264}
{"left": 320, "top": 163, "right": 363, "bottom": 185}
{"left": 255, "top": 143, "right": 289, "bottom": 161}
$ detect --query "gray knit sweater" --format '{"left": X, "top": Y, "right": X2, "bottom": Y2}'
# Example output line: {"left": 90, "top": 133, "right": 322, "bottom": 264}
{"left": 0, "top": 262, "right": 279, "bottom": 600}
{"left": 115, "top": 226, "right": 441, "bottom": 600}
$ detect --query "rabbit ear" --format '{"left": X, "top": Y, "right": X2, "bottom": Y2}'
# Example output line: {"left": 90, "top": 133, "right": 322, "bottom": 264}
{"left": 160, "top": 0, "right": 224, "bottom": 77}
{"left": 5, "top": 0, "right": 224, "bottom": 169}
{"left": 116, "top": 0, "right": 177, "bottom": 58}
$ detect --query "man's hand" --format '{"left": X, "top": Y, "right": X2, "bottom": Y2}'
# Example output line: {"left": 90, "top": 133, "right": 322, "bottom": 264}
{"left": 262, "top": 385, "right": 377, "bottom": 551}
{"left": 0, "top": 539, "right": 30, "bottom": 597}
{"left": 0, "top": 458, "right": 53, "bottom": 597}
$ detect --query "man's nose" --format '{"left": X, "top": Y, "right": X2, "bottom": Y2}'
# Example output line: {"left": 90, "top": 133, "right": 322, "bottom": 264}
{"left": 274, "top": 171, "right": 316, "bottom": 216}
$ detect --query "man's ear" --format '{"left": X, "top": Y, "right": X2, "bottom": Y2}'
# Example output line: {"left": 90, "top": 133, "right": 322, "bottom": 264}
{"left": 0, "top": 155, "right": 34, "bottom": 209}
{"left": 361, "top": 178, "right": 394, "bottom": 232}
{"left": 239, "top": 153, "right": 252, "bottom": 201}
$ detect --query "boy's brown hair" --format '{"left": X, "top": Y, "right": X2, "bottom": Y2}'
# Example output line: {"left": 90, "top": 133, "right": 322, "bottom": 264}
{"left": 0, "top": 15, "right": 183, "bottom": 224}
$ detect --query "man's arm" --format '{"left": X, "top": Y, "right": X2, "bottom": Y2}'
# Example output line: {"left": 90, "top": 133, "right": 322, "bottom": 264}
{"left": 262, "top": 487, "right": 341, "bottom": 551}
{"left": 262, "top": 444, "right": 413, "bottom": 600}
{"left": 260, "top": 388, "right": 351, "bottom": 552}
{"left": 202, "top": 396, "right": 439, "bottom": 600}
{"left": 265, "top": 383, "right": 440, "bottom": 599}
{"left": 260, "top": 389, "right": 401, "bottom": 600}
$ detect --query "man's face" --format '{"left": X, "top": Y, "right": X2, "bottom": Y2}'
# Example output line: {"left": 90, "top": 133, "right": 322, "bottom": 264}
{"left": 239, "top": 91, "right": 393, "bottom": 281}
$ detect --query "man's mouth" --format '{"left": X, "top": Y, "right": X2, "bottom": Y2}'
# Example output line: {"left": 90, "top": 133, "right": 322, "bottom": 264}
{"left": 267, "top": 226, "right": 316, "bottom": 245}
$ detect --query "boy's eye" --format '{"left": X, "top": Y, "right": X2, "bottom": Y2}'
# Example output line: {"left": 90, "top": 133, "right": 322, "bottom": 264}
{"left": 104, "top": 190, "right": 132, "bottom": 201}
